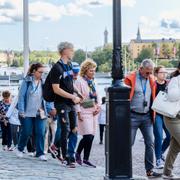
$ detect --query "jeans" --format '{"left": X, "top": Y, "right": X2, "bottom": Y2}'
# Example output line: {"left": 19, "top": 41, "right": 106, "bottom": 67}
{"left": 18, "top": 116, "right": 46, "bottom": 157}
{"left": 131, "top": 112, "right": 154, "bottom": 171}
{"left": 55, "top": 103, "right": 78, "bottom": 160}
{"left": 153, "top": 114, "right": 170, "bottom": 160}
{"left": 10, "top": 124, "right": 20, "bottom": 146}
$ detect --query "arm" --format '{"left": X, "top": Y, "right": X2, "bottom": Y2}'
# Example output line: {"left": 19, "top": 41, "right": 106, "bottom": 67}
{"left": 167, "top": 76, "right": 180, "bottom": 101}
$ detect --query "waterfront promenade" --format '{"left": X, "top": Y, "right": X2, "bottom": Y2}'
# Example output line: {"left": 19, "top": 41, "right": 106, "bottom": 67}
{"left": 0, "top": 130, "right": 180, "bottom": 180}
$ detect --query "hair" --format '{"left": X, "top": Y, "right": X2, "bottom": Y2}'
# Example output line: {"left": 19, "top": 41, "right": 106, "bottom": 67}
{"left": 171, "top": 61, "right": 180, "bottom": 78}
{"left": 154, "top": 65, "right": 164, "bottom": 76}
{"left": 27, "top": 63, "right": 44, "bottom": 76}
{"left": 57, "top": 42, "right": 74, "bottom": 54}
{"left": 140, "top": 59, "right": 155, "bottom": 68}
{"left": 102, "top": 97, "right": 106, "bottom": 104}
{"left": 2, "top": 90, "right": 11, "bottom": 98}
{"left": 80, "top": 58, "right": 97, "bottom": 77}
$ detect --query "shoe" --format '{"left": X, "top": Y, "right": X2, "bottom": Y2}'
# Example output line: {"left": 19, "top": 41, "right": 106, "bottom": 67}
{"left": 75, "top": 152, "right": 82, "bottom": 165}
{"left": 162, "top": 174, "right": 180, "bottom": 179}
{"left": 2, "top": 145, "right": 7, "bottom": 151}
{"left": 156, "top": 159, "right": 164, "bottom": 169}
{"left": 66, "top": 157, "right": 76, "bottom": 168}
{"left": 28, "top": 152, "right": 36, "bottom": 157}
{"left": 8, "top": 146, "right": 14, "bottom": 151}
{"left": 146, "top": 170, "right": 162, "bottom": 178}
{"left": 39, "top": 155, "right": 48, "bottom": 161}
{"left": 99, "top": 141, "right": 103, "bottom": 145}
{"left": 49, "top": 144, "right": 58, "bottom": 157}
{"left": 16, "top": 150, "right": 23, "bottom": 158}
{"left": 83, "top": 160, "right": 96, "bottom": 168}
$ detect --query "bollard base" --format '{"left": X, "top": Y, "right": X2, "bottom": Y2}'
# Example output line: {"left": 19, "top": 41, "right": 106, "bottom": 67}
{"left": 104, "top": 175, "right": 148, "bottom": 180}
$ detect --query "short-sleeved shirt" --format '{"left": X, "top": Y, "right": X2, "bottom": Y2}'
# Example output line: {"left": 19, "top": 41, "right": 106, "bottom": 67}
{"left": 50, "top": 60, "right": 74, "bottom": 105}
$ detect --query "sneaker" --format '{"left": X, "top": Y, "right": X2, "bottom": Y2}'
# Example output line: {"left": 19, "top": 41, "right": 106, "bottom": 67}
{"left": 8, "top": 146, "right": 15, "bottom": 151}
{"left": 39, "top": 155, "right": 48, "bottom": 161}
{"left": 75, "top": 152, "right": 82, "bottom": 165}
{"left": 16, "top": 150, "right": 23, "bottom": 158}
{"left": 156, "top": 159, "right": 164, "bottom": 169}
{"left": 2, "top": 145, "right": 7, "bottom": 151}
{"left": 161, "top": 154, "right": 166, "bottom": 162}
{"left": 28, "top": 152, "right": 36, "bottom": 157}
{"left": 99, "top": 141, "right": 103, "bottom": 145}
{"left": 66, "top": 157, "right": 76, "bottom": 168}
{"left": 162, "top": 174, "right": 180, "bottom": 179}
{"left": 146, "top": 170, "right": 162, "bottom": 178}
{"left": 83, "top": 160, "right": 96, "bottom": 168}
{"left": 49, "top": 144, "right": 58, "bottom": 157}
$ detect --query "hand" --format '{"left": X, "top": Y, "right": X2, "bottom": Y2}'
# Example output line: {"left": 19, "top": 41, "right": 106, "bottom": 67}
{"left": 19, "top": 113, "right": 25, "bottom": 118}
{"left": 77, "top": 112, "right": 83, "bottom": 121}
{"left": 72, "top": 96, "right": 81, "bottom": 104}
{"left": 93, "top": 106, "right": 101, "bottom": 116}
{"left": 49, "top": 109, "right": 57, "bottom": 116}
{"left": 72, "top": 127, "right": 77, "bottom": 133}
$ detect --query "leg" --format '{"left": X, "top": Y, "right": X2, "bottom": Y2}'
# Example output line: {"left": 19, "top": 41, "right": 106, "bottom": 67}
{"left": 44, "top": 119, "right": 50, "bottom": 153}
{"left": 163, "top": 137, "right": 180, "bottom": 176}
{"left": 140, "top": 117, "right": 154, "bottom": 172}
{"left": 99, "top": 124, "right": 104, "bottom": 143}
{"left": 18, "top": 117, "right": 33, "bottom": 152}
{"left": 161, "top": 120, "right": 170, "bottom": 155}
{"left": 153, "top": 115, "right": 163, "bottom": 161}
{"left": 34, "top": 117, "right": 46, "bottom": 157}
{"left": 1, "top": 122, "right": 7, "bottom": 146}
{"left": 50, "top": 119, "right": 57, "bottom": 145}
{"left": 83, "top": 134, "right": 94, "bottom": 161}
{"left": 10, "top": 124, "right": 18, "bottom": 146}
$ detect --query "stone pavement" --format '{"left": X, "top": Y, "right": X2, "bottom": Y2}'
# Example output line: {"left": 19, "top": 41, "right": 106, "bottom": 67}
{"left": 0, "top": 130, "right": 180, "bottom": 180}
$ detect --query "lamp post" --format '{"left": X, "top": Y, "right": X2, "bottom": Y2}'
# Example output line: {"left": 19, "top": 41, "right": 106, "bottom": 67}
{"left": 23, "top": 0, "right": 29, "bottom": 76}
{"left": 105, "top": 0, "right": 132, "bottom": 179}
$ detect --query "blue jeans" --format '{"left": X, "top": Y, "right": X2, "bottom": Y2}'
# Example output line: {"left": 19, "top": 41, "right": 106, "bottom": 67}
{"left": 55, "top": 103, "right": 78, "bottom": 160}
{"left": 131, "top": 112, "right": 154, "bottom": 171}
{"left": 18, "top": 116, "right": 46, "bottom": 157}
{"left": 153, "top": 114, "right": 170, "bottom": 160}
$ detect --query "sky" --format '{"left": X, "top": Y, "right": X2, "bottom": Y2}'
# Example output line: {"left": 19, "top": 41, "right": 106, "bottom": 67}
{"left": 1, "top": 0, "right": 180, "bottom": 51}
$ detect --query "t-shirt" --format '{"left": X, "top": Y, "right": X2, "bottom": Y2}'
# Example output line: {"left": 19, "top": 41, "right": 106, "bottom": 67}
{"left": 50, "top": 60, "right": 74, "bottom": 105}
{"left": 156, "top": 81, "right": 166, "bottom": 96}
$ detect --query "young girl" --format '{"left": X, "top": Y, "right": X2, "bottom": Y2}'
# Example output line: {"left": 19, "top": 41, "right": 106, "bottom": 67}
{"left": 0, "top": 90, "right": 12, "bottom": 150}
{"left": 153, "top": 66, "right": 170, "bottom": 169}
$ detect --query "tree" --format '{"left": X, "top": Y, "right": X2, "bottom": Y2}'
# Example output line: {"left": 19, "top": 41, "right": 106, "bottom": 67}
{"left": 161, "top": 43, "right": 171, "bottom": 59}
{"left": 73, "top": 49, "right": 86, "bottom": 64}
{"left": 135, "top": 48, "right": 154, "bottom": 63}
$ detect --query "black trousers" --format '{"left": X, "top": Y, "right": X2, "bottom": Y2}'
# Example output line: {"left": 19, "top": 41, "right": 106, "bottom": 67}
{"left": 0, "top": 122, "right": 12, "bottom": 147}
{"left": 99, "top": 124, "right": 105, "bottom": 142}
{"left": 10, "top": 124, "right": 20, "bottom": 146}
{"left": 76, "top": 134, "right": 94, "bottom": 161}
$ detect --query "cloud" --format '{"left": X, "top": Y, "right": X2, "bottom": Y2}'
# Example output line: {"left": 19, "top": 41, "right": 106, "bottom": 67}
{"left": 0, "top": 0, "right": 136, "bottom": 24}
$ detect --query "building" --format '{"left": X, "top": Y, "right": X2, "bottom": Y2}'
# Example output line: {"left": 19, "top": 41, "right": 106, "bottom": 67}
{"left": 0, "top": 50, "right": 14, "bottom": 66}
{"left": 129, "top": 27, "right": 180, "bottom": 59}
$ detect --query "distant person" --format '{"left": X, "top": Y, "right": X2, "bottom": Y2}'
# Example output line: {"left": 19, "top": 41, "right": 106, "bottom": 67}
{"left": 0, "top": 90, "right": 12, "bottom": 151}
{"left": 75, "top": 59, "right": 101, "bottom": 168}
{"left": 44, "top": 102, "right": 57, "bottom": 154}
{"left": 6, "top": 95, "right": 21, "bottom": 150}
{"left": 17, "top": 63, "right": 47, "bottom": 161}
{"left": 49, "top": 42, "right": 82, "bottom": 168}
{"left": 162, "top": 62, "right": 180, "bottom": 179}
{"left": 153, "top": 66, "right": 170, "bottom": 169}
{"left": 98, "top": 97, "right": 106, "bottom": 145}
{"left": 124, "top": 59, "right": 161, "bottom": 177}
{"left": 72, "top": 62, "right": 80, "bottom": 82}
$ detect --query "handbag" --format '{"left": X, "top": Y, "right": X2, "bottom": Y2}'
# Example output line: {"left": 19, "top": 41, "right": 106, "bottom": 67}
{"left": 152, "top": 91, "right": 180, "bottom": 118}
{"left": 81, "top": 99, "right": 95, "bottom": 109}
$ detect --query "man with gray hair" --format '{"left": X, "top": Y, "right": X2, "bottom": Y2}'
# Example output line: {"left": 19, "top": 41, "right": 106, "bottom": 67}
{"left": 124, "top": 59, "right": 161, "bottom": 177}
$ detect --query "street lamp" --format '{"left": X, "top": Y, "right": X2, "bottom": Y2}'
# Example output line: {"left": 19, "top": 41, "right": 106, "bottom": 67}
{"left": 105, "top": 0, "right": 132, "bottom": 179}
{"left": 23, "top": 0, "right": 29, "bottom": 76}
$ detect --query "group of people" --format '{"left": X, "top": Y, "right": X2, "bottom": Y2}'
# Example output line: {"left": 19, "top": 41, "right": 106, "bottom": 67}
{"left": 125, "top": 59, "right": 180, "bottom": 179}
{"left": 0, "top": 42, "right": 106, "bottom": 168}
{"left": 0, "top": 41, "right": 180, "bottom": 178}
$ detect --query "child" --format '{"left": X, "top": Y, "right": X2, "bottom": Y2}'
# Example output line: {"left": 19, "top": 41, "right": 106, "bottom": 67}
{"left": 98, "top": 97, "right": 106, "bottom": 144}
{"left": 0, "top": 91, "right": 12, "bottom": 150}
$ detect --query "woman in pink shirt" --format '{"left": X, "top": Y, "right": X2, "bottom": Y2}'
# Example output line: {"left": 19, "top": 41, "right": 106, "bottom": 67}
{"left": 75, "top": 59, "right": 100, "bottom": 168}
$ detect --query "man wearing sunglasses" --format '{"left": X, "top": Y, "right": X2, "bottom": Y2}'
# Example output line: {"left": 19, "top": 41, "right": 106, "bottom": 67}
{"left": 124, "top": 59, "right": 161, "bottom": 178}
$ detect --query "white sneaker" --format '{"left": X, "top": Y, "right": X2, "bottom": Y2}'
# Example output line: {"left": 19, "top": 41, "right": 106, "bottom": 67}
{"left": 3, "top": 145, "right": 7, "bottom": 151}
{"left": 156, "top": 159, "right": 164, "bottom": 169}
{"left": 16, "top": 150, "right": 23, "bottom": 158}
{"left": 39, "top": 155, "right": 47, "bottom": 161}
{"left": 162, "top": 174, "right": 180, "bottom": 179}
{"left": 28, "top": 152, "right": 36, "bottom": 157}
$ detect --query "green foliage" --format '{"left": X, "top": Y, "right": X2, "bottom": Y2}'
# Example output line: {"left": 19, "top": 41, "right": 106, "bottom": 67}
{"left": 135, "top": 48, "right": 154, "bottom": 63}
{"left": 73, "top": 49, "right": 86, "bottom": 64}
{"left": 158, "top": 60, "right": 173, "bottom": 68}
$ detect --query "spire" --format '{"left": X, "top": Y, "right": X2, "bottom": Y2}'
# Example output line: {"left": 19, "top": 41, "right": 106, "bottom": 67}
{"left": 104, "top": 27, "right": 108, "bottom": 46}
{"left": 136, "top": 26, "right": 141, "bottom": 41}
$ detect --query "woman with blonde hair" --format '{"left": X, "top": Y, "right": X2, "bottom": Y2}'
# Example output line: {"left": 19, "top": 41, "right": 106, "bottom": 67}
{"left": 75, "top": 59, "right": 101, "bottom": 168}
